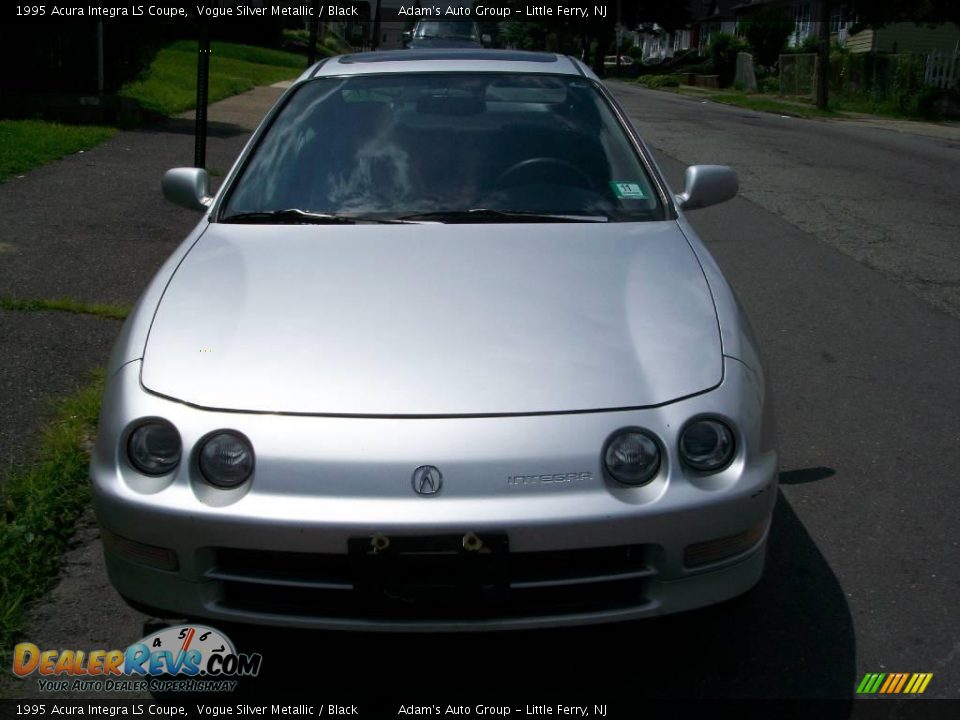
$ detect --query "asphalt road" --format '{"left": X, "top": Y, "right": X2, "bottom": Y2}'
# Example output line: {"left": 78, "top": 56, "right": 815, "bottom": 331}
{"left": 609, "top": 83, "right": 960, "bottom": 697}
{"left": 3, "top": 82, "right": 959, "bottom": 702}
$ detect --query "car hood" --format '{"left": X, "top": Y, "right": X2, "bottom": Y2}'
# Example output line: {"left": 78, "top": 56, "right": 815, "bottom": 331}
{"left": 141, "top": 222, "right": 722, "bottom": 416}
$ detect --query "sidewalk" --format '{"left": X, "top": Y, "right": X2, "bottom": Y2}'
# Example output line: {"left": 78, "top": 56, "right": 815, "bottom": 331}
{"left": 1, "top": 81, "right": 285, "bottom": 466}
{"left": 650, "top": 82, "right": 960, "bottom": 143}
{"left": 1, "top": 80, "right": 291, "bottom": 700}
{"left": 177, "top": 79, "right": 290, "bottom": 128}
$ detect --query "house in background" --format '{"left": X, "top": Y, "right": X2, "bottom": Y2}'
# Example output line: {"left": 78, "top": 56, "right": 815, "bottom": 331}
{"left": 693, "top": 0, "right": 738, "bottom": 54}
{"left": 636, "top": 24, "right": 692, "bottom": 63}
{"left": 636, "top": 0, "right": 958, "bottom": 67}
{"left": 731, "top": 1, "right": 958, "bottom": 55}
{"left": 845, "top": 22, "right": 960, "bottom": 55}
{"left": 730, "top": 1, "right": 853, "bottom": 48}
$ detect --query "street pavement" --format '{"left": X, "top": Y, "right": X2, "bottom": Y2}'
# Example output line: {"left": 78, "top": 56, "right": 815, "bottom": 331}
{"left": 610, "top": 83, "right": 960, "bottom": 697}
{"left": 2, "top": 81, "right": 959, "bottom": 701}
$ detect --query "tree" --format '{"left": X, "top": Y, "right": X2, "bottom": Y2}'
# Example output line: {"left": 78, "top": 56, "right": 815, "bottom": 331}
{"left": 710, "top": 32, "right": 750, "bottom": 88}
{"left": 0, "top": 18, "right": 164, "bottom": 96}
{"left": 740, "top": 4, "right": 794, "bottom": 69}
{"left": 815, "top": 0, "right": 830, "bottom": 110}
{"left": 476, "top": 0, "right": 693, "bottom": 74}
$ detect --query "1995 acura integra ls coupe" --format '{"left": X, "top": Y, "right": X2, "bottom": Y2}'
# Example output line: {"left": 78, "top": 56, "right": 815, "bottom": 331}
{"left": 92, "top": 49, "right": 778, "bottom": 630}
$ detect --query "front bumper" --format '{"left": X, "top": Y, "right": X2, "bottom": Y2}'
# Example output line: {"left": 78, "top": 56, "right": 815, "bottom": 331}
{"left": 92, "top": 357, "right": 777, "bottom": 631}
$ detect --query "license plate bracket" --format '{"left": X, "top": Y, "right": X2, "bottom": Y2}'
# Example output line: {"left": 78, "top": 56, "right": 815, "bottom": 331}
{"left": 348, "top": 533, "right": 509, "bottom": 606}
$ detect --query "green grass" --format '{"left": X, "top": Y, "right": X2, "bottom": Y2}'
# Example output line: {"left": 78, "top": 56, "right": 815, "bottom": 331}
{"left": 0, "top": 373, "right": 104, "bottom": 655}
{"left": 0, "top": 297, "right": 131, "bottom": 321}
{"left": 165, "top": 39, "right": 305, "bottom": 68}
{"left": 0, "top": 120, "right": 116, "bottom": 182}
{"left": 709, "top": 93, "right": 839, "bottom": 119}
{"left": 670, "top": 84, "right": 942, "bottom": 122}
{"left": 121, "top": 40, "right": 305, "bottom": 115}
{"left": 667, "top": 85, "right": 837, "bottom": 119}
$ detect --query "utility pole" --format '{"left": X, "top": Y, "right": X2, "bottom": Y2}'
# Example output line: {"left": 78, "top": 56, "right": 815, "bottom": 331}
{"left": 615, "top": 0, "right": 622, "bottom": 76}
{"left": 372, "top": 0, "right": 382, "bottom": 50}
{"left": 307, "top": 0, "right": 320, "bottom": 67}
{"left": 815, "top": 0, "right": 830, "bottom": 109}
{"left": 96, "top": 20, "right": 104, "bottom": 95}
{"left": 194, "top": 19, "right": 211, "bottom": 169}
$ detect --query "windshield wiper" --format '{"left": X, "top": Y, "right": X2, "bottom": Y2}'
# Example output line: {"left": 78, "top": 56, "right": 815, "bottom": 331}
{"left": 221, "top": 209, "right": 414, "bottom": 225}
{"left": 397, "top": 209, "right": 610, "bottom": 224}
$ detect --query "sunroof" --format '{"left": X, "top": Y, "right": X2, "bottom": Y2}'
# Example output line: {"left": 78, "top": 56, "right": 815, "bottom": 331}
{"left": 339, "top": 50, "right": 559, "bottom": 64}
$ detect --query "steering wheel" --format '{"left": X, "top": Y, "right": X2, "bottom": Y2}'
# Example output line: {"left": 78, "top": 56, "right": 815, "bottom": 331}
{"left": 494, "top": 157, "right": 595, "bottom": 190}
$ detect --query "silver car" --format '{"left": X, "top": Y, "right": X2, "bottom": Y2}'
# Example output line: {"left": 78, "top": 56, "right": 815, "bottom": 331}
{"left": 92, "top": 49, "right": 778, "bottom": 631}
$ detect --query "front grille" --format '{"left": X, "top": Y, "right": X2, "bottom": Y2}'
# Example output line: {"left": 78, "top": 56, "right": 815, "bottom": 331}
{"left": 207, "top": 543, "right": 656, "bottom": 621}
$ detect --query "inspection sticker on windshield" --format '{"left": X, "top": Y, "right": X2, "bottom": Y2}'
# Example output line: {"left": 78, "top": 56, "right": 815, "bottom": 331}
{"left": 611, "top": 181, "right": 647, "bottom": 199}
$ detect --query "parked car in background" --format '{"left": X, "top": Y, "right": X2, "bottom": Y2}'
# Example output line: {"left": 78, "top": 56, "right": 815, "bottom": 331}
{"left": 404, "top": 20, "right": 486, "bottom": 49}
{"left": 93, "top": 49, "right": 777, "bottom": 631}
{"left": 604, "top": 54, "right": 635, "bottom": 67}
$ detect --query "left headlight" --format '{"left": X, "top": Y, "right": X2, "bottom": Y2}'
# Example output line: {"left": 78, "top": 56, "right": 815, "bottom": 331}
{"left": 198, "top": 431, "right": 255, "bottom": 488}
{"left": 127, "top": 420, "right": 182, "bottom": 476}
{"left": 679, "top": 419, "right": 735, "bottom": 472}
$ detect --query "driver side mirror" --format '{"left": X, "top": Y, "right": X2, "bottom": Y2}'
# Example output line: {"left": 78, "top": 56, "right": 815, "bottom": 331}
{"left": 162, "top": 167, "right": 213, "bottom": 211}
{"left": 675, "top": 165, "right": 738, "bottom": 211}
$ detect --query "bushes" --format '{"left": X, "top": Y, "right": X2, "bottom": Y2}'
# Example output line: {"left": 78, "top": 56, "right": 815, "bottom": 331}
{"left": 758, "top": 75, "right": 780, "bottom": 94}
{"left": 636, "top": 75, "right": 681, "bottom": 89}
{"left": 0, "top": 19, "right": 163, "bottom": 95}
{"left": 710, "top": 33, "right": 750, "bottom": 88}
{"left": 740, "top": 4, "right": 794, "bottom": 69}
{"left": 830, "top": 49, "right": 942, "bottom": 119}
{"left": 685, "top": 59, "right": 716, "bottom": 75}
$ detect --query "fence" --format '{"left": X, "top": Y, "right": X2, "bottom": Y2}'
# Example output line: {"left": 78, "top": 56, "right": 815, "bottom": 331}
{"left": 775, "top": 49, "right": 958, "bottom": 117}
{"left": 925, "top": 50, "right": 960, "bottom": 90}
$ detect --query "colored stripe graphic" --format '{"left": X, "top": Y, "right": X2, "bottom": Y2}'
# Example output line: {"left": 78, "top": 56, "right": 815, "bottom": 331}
{"left": 857, "top": 672, "right": 932, "bottom": 694}
{"left": 892, "top": 673, "right": 909, "bottom": 693}
{"left": 856, "top": 674, "right": 876, "bottom": 693}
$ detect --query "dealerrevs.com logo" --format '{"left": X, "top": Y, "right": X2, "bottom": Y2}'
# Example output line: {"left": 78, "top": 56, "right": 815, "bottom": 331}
{"left": 856, "top": 672, "right": 934, "bottom": 695}
{"left": 12, "top": 624, "right": 262, "bottom": 693}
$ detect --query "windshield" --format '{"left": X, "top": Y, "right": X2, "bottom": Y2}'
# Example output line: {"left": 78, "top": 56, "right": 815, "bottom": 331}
{"left": 222, "top": 73, "right": 663, "bottom": 223}
{"left": 414, "top": 21, "right": 479, "bottom": 41}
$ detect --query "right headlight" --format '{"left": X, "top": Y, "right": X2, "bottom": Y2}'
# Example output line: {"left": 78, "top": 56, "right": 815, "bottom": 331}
{"left": 604, "top": 429, "right": 661, "bottom": 485}
{"left": 198, "top": 431, "right": 255, "bottom": 488}
{"left": 679, "top": 419, "right": 735, "bottom": 472}
{"left": 127, "top": 420, "right": 181, "bottom": 476}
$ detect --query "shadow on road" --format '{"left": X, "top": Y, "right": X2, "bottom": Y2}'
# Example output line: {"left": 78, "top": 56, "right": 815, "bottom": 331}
{"left": 780, "top": 467, "right": 836, "bottom": 485}
{"left": 193, "top": 491, "right": 855, "bottom": 701}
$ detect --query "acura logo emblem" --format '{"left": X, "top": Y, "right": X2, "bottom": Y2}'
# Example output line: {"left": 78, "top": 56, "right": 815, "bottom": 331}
{"left": 412, "top": 465, "right": 442, "bottom": 496}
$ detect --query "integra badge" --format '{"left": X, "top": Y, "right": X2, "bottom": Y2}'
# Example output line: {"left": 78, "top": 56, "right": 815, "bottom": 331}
{"left": 507, "top": 472, "right": 592, "bottom": 487}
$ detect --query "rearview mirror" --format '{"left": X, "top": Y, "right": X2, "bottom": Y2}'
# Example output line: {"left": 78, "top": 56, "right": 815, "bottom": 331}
{"left": 162, "top": 167, "right": 212, "bottom": 211}
{"left": 675, "top": 165, "right": 738, "bottom": 211}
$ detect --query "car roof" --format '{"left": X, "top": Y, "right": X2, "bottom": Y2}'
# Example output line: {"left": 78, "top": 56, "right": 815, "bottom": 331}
{"left": 303, "top": 49, "right": 596, "bottom": 80}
